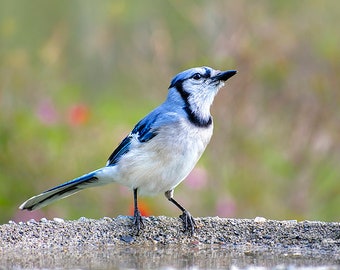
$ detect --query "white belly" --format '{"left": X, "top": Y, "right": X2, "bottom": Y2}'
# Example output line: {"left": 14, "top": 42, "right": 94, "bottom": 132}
{"left": 112, "top": 120, "right": 213, "bottom": 195}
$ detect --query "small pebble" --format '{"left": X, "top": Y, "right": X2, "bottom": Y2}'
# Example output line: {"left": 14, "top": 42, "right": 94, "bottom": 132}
{"left": 78, "top": 217, "right": 88, "bottom": 222}
{"left": 120, "top": 235, "right": 134, "bottom": 243}
{"left": 102, "top": 217, "right": 112, "bottom": 222}
{"left": 285, "top": 220, "right": 298, "bottom": 223}
{"left": 254, "top": 217, "right": 267, "bottom": 223}
{"left": 53, "top": 217, "right": 65, "bottom": 223}
{"left": 26, "top": 219, "right": 38, "bottom": 226}
{"left": 116, "top": 215, "right": 130, "bottom": 220}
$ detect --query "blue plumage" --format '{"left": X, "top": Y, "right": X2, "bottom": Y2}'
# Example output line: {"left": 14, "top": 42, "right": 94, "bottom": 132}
{"left": 169, "top": 66, "right": 212, "bottom": 88}
{"left": 107, "top": 136, "right": 133, "bottom": 166}
{"left": 132, "top": 113, "right": 159, "bottom": 143}
{"left": 44, "top": 171, "right": 99, "bottom": 193}
{"left": 107, "top": 112, "right": 159, "bottom": 166}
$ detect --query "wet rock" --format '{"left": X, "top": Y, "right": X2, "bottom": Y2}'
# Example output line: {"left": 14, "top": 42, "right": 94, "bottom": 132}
{"left": 0, "top": 216, "right": 338, "bottom": 254}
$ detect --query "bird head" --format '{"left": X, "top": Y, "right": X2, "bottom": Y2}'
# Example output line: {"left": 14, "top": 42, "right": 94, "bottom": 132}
{"left": 168, "top": 66, "right": 237, "bottom": 126}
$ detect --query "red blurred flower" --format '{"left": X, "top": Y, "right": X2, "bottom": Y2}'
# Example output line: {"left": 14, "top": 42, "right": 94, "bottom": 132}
{"left": 128, "top": 200, "right": 151, "bottom": 217}
{"left": 67, "top": 104, "right": 90, "bottom": 126}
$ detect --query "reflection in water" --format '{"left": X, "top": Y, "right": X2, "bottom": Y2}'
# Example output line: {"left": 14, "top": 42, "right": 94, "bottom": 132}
{"left": 1, "top": 245, "right": 338, "bottom": 269}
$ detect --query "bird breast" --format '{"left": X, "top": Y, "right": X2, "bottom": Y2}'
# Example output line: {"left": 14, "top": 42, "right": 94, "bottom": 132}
{"left": 114, "top": 119, "right": 213, "bottom": 195}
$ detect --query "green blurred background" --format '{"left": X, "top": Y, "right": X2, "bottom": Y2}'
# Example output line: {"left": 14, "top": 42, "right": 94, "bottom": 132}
{"left": 1, "top": 0, "right": 339, "bottom": 224}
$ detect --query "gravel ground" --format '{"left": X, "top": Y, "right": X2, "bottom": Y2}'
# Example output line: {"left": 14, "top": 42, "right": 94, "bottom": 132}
{"left": 0, "top": 216, "right": 339, "bottom": 269}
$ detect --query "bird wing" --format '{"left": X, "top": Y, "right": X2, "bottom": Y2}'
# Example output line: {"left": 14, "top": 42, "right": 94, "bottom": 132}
{"left": 106, "top": 135, "right": 133, "bottom": 166}
{"left": 106, "top": 109, "right": 168, "bottom": 166}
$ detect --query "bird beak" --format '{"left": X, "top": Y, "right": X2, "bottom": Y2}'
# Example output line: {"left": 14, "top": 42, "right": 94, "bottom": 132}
{"left": 211, "top": 70, "right": 237, "bottom": 82}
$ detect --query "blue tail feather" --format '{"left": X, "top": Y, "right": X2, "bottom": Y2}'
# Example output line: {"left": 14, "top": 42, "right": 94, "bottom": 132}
{"left": 44, "top": 170, "right": 99, "bottom": 193}
{"left": 19, "top": 169, "right": 103, "bottom": 211}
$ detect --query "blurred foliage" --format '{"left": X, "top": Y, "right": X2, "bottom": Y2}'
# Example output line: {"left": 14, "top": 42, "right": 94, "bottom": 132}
{"left": 0, "top": 0, "right": 339, "bottom": 224}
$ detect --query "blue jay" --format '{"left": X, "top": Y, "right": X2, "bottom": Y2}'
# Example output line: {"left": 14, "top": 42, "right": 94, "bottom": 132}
{"left": 19, "top": 67, "right": 237, "bottom": 235}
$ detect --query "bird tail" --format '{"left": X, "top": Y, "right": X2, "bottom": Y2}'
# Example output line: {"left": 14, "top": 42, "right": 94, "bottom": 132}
{"left": 19, "top": 168, "right": 104, "bottom": 211}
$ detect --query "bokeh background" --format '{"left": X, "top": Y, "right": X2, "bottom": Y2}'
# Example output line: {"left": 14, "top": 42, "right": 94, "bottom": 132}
{"left": 1, "top": 0, "right": 339, "bottom": 224}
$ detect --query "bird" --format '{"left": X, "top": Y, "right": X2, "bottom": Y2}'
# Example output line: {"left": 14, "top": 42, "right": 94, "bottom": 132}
{"left": 19, "top": 66, "right": 237, "bottom": 235}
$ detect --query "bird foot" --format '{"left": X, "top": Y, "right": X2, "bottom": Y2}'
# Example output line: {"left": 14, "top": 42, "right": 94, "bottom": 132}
{"left": 133, "top": 208, "right": 144, "bottom": 235}
{"left": 179, "top": 210, "right": 196, "bottom": 235}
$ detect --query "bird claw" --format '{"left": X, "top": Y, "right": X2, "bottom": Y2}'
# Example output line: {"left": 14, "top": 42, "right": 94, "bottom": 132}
{"left": 179, "top": 210, "right": 196, "bottom": 235}
{"left": 133, "top": 208, "right": 144, "bottom": 235}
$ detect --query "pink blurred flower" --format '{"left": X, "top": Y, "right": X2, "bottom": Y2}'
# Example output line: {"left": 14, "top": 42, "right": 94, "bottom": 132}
{"left": 119, "top": 185, "right": 131, "bottom": 197}
{"left": 12, "top": 209, "right": 46, "bottom": 222}
{"left": 184, "top": 167, "right": 208, "bottom": 190}
{"left": 215, "top": 197, "right": 236, "bottom": 217}
{"left": 36, "top": 99, "right": 59, "bottom": 125}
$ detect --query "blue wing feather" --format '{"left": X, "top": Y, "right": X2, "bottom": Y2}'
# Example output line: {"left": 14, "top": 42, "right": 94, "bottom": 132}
{"left": 106, "top": 112, "right": 159, "bottom": 166}
{"left": 131, "top": 114, "right": 158, "bottom": 142}
{"left": 107, "top": 136, "right": 133, "bottom": 166}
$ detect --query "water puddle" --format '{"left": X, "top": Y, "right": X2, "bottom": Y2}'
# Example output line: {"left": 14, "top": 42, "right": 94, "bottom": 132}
{"left": 1, "top": 245, "right": 338, "bottom": 269}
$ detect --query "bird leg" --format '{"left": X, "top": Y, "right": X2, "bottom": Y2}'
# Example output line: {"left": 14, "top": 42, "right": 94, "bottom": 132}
{"left": 133, "top": 188, "right": 144, "bottom": 235}
{"left": 165, "top": 190, "right": 196, "bottom": 235}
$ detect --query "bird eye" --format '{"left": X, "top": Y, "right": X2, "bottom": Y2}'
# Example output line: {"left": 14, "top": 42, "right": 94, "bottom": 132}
{"left": 192, "top": 73, "right": 202, "bottom": 80}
